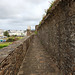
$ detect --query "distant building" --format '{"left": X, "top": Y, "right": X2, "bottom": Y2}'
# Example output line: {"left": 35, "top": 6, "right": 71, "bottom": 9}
{"left": 8, "top": 30, "right": 26, "bottom": 36}
{"left": 0, "top": 29, "right": 4, "bottom": 37}
{"left": 26, "top": 26, "right": 35, "bottom": 36}
{"left": 0, "top": 29, "right": 27, "bottom": 37}
{"left": 27, "top": 26, "right": 31, "bottom": 30}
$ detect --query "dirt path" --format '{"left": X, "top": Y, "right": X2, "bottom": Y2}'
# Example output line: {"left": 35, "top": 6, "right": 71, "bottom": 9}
{"left": 17, "top": 36, "right": 59, "bottom": 75}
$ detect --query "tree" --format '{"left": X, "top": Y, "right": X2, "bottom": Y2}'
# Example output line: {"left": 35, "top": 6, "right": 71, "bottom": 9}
{"left": 4, "top": 31, "right": 10, "bottom": 37}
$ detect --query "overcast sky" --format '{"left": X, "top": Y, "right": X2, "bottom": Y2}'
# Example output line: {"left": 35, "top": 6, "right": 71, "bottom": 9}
{"left": 0, "top": 0, "right": 54, "bottom": 30}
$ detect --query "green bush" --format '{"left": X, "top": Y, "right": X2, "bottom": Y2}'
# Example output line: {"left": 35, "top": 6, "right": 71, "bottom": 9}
{"left": 6, "top": 38, "right": 15, "bottom": 42}
{"left": 14, "top": 38, "right": 19, "bottom": 41}
{"left": 12, "top": 35, "right": 17, "bottom": 37}
{"left": 4, "top": 31, "right": 10, "bottom": 37}
{"left": 6, "top": 37, "right": 22, "bottom": 42}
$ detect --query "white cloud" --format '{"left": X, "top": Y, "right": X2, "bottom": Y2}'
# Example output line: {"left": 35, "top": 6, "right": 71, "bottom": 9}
{"left": 0, "top": 0, "right": 54, "bottom": 30}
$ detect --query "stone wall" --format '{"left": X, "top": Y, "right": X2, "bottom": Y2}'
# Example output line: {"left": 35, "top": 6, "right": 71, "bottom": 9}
{"left": 0, "top": 34, "right": 34, "bottom": 75}
{"left": 37, "top": 0, "right": 75, "bottom": 75}
{"left": 26, "top": 29, "right": 35, "bottom": 36}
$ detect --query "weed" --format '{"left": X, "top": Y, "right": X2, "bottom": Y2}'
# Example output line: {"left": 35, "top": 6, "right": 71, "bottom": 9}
{"left": 35, "top": 31, "right": 38, "bottom": 34}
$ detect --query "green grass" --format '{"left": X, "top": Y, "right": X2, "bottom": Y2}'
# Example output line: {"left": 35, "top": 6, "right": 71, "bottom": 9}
{"left": 17, "top": 37, "right": 24, "bottom": 39}
{"left": 0, "top": 42, "right": 12, "bottom": 49}
{"left": 0, "top": 37, "right": 24, "bottom": 49}
{"left": 8, "top": 36, "right": 24, "bottom": 40}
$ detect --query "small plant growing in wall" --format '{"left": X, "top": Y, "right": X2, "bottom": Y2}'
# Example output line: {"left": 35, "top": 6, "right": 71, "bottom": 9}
{"left": 39, "top": 14, "right": 46, "bottom": 25}
{"left": 35, "top": 31, "right": 37, "bottom": 34}
{"left": 47, "top": 0, "right": 59, "bottom": 13}
{"left": 38, "top": 0, "right": 57, "bottom": 26}
{"left": 47, "top": 1, "right": 54, "bottom": 12}
{"left": 39, "top": 21, "right": 42, "bottom": 25}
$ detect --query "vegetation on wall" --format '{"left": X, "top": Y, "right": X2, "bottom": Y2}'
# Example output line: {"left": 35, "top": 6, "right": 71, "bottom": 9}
{"left": 35, "top": 31, "right": 38, "bottom": 35}
{"left": 47, "top": 1, "right": 55, "bottom": 13}
{"left": 47, "top": 0, "right": 59, "bottom": 13}
{"left": 39, "top": 0, "right": 58, "bottom": 25}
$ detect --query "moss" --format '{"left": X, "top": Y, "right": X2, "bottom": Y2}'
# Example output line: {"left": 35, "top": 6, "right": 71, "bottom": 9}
{"left": 35, "top": 31, "right": 37, "bottom": 34}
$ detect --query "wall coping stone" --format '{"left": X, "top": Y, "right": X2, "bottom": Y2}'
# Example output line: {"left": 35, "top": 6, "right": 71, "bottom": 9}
{"left": 0, "top": 35, "right": 32, "bottom": 64}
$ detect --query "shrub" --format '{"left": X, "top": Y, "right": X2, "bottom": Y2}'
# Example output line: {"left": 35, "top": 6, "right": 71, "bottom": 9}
{"left": 14, "top": 38, "right": 19, "bottom": 41}
{"left": 6, "top": 38, "right": 15, "bottom": 42}
{"left": 6, "top": 37, "right": 19, "bottom": 42}
{"left": 12, "top": 35, "right": 17, "bottom": 37}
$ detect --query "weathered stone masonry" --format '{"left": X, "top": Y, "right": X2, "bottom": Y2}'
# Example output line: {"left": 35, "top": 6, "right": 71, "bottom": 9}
{"left": 0, "top": 0, "right": 75, "bottom": 75}
{"left": 0, "top": 35, "right": 34, "bottom": 75}
{"left": 37, "top": 0, "right": 75, "bottom": 75}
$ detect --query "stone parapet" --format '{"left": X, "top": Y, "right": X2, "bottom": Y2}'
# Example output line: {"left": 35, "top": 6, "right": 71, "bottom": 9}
{"left": 0, "top": 34, "right": 34, "bottom": 75}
